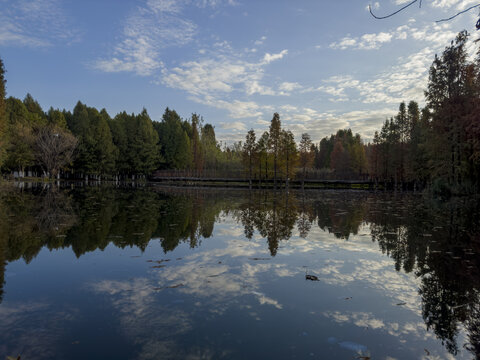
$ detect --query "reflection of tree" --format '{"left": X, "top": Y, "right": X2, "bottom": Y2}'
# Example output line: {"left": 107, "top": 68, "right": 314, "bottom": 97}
{"left": 367, "top": 196, "right": 480, "bottom": 357}
{"left": 297, "top": 193, "right": 314, "bottom": 238}
{"left": 314, "top": 192, "right": 368, "bottom": 240}
{"left": 235, "top": 191, "right": 298, "bottom": 256}
{"left": 2, "top": 186, "right": 480, "bottom": 357}
{"left": 0, "top": 184, "right": 77, "bottom": 301}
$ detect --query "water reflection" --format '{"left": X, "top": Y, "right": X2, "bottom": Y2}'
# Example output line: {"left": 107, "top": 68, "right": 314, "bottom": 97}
{"left": 0, "top": 185, "right": 479, "bottom": 358}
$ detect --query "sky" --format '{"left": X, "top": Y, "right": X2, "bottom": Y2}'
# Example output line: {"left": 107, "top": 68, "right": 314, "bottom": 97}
{"left": 0, "top": 0, "right": 478, "bottom": 144}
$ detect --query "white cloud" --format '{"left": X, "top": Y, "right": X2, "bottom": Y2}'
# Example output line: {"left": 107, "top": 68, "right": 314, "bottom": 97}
{"left": 0, "top": 0, "right": 79, "bottom": 47}
{"left": 162, "top": 45, "right": 290, "bottom": 117}
{"left": 329, "top": 20, "right": 458, "bottom": 51}
{"left": 431, "top": 0, "right": 478, "bottom": 9}
{"left": 330, "top": 32, "right": 393, "bottom": 50}
{"left": 94, "top": 1, "right": 196, "bottom": 76}
{"left": 279, "top": 82, "right": 302, "bottom": 93}
{"left": 94, "top": 0, "right": 237, "bottom": 76}
{"left": 220, "top": 120, "right": 247, "bottom": 131}
{"left": 254, "top": 35, "right": 267, "bottom": 45}
{"left": 262, "top": 49, "right": 289, "bottom": 64}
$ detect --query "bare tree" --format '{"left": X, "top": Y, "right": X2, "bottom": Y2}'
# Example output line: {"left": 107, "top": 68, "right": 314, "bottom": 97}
{"left": 34, "top": 125, "right": 78, "bottom": 178}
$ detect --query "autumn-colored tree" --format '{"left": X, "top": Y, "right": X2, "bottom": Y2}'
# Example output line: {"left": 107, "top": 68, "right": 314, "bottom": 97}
{"left": 242, "top": 129, "right": 256, "bottom": 188}
{"left": 279, "top": 129, "right": 298, "bottom": 187}
{"left": 256, "top": 131, "right": 269, "bottom": 183}
{"left": 298, "top": 133, "right": 314, "bottom": 188}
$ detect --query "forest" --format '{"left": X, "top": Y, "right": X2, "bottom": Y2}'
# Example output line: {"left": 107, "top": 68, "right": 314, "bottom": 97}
{"left": 0, "top": 31, "right": 479, "bottom": 194}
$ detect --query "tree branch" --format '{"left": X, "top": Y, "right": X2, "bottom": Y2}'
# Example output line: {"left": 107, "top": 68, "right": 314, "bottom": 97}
{"left": 369, "top": 0, "right": 419, "bottom": 20}
{"left": 369, "top": 1, "right": 480, "bottom": 25}
{"left": 436, "top": 3, "right": 480, "bottom": 23}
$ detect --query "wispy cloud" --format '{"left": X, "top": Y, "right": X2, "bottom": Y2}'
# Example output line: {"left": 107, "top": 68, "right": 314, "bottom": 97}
{"left": 162, "top": 48, "right": 290, "bottom": 117}
{"left": 0, "top": 0, "right": 79, "bottom": 47}
{"left": 329, "top": 20, "right": 457, "bottom": 51}
{"left": 262, "top": 49, "right": 288, "bottom": 64}
{"left": 93, "top": 0, "right": 238, "bottom": 76}
{"left": 93, "top": 1, "right": 197, "bottom": 76}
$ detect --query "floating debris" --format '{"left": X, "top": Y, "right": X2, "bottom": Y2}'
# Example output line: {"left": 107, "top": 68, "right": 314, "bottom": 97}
{"left": 151, "top": 265, "right": 166, "bottom": 269}
{"left": 153, "top": 283, "right": 184, "bottom": 291}
{"left": 305, "top": 274, "right": 319, "bottom": 281}
{"left": 249, "top": 257, "right": 270, "bottom": 261}
{"left": 396, "top": 302, "right": 407, "bottom": 306}
{"left": 168, "top": 283, "right": 184, "bottom": 289}
{"left": 208, "top": 273, "right": 223, "bottom": 278}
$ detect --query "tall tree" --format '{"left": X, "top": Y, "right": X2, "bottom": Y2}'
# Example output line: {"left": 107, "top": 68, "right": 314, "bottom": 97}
{"left": 256, "top": 131, "right": 269, "bottom": 183}
{"left": 47, "top": 107, "right": 67, "bottom": 128}
{"left": 0, "top": 58, "right": 6, "bottom": 169}
{"left": 268, "top": 113, "right": 281, "bottom": 188}
{"left": 156, "top": 108, "right": 192, "bottom": 169}
{"left": 279, "top": 129, "right": 298, "bottom": 187}
{"left": 299, "top": 133, "right": 314, "bottom": 188}
{"left": 130, "top": 109, "right": 159, "bottom": 176}
{"left": 201, "top": 124, "right": 220, "bottom": 174}
{"left": 242, "top": 129, "right": 256, "bottom": 188}
{"left": 425, "top": 31, "right": 469, "bottom": 187}
{"left": 190, "top": 113, "right": 204, "bottom": 175}
{"left": 4, "top": 98, "right": 35, "bottom": 176}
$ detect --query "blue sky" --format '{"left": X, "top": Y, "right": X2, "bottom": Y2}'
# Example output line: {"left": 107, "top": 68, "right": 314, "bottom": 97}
{"left": 0, "top": 0, "right": 478, "bottom": 143}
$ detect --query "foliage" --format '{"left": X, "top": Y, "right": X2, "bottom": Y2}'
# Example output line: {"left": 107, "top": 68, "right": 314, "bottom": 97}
{"left": 0, "top": 58, "right": 6, "bottom": 169}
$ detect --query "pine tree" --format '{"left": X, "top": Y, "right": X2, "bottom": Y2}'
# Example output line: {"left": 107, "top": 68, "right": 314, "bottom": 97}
{"left": 268, "top": 113, "right": 281, "bottom": 188}
{"left": 242, "top": 129, "right": 256, "bottom": 188}
{"left": 0, "top": 58, "right": 7, "bottom": 169}
{"left": 299, "top": 133, "right": 314, "bottom": 188}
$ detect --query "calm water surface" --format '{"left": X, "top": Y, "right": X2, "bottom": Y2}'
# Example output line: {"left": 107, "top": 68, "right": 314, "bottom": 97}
{"left": 0, "top": 185, "right": 479, "bottom": 359}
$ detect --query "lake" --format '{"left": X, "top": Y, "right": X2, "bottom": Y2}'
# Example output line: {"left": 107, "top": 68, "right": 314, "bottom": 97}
{"left": 0, "top": 184, "right": 479, "bottom": 359}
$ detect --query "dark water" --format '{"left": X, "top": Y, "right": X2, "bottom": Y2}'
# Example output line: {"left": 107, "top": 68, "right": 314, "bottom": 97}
{"left": 0, "top": 185, "right": 479, "bottom": 359}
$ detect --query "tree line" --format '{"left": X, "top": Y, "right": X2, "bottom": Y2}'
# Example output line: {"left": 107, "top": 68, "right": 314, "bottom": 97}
{"left": 1, "top": 30, "right": 479, "bottom": 193}
{"left": 0, "top": 61, "right": 241, "bottom": 180}
{"left": 240, "top": 30, "right": 480, "bottom": 194}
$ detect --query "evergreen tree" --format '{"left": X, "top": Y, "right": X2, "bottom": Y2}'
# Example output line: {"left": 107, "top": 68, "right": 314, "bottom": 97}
{"left": 242, "top": 129, "right": 256, "bottom": 188}
{"left": 279, "top": 129, "right": 297, "bottom": 187}
{"left": 425, "top": 31, "right": 470, "bottom": 187}
{"left": 47, "top": 107, "right": 67, "bottom": 128}
{"left": 156, "top": 108, "right": 192, "bottom": 169}
{"left": 0, "top": 58, "right": 6, "bottom": 169}
{"left": 130, "top": 109, "right": 159, "bottom": 175}
{"left": 268, "top": 113, "right": 281, "bottom": 188}
{"left": 299, "top": 133, "right": 314, "bottom": 188}
{"left": 257, "top": 131, "right": 269, "bottom": 182}
{"left": 4, "top": 98, "right": 35, "bottom": 176}
{"left": 190, "top": 113, "right": 204, "bottom": 175}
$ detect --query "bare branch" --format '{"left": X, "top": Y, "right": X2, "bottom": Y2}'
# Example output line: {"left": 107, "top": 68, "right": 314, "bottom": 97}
{"left": 436, "top": 3, "right": 480, "bottom": 23}
{"left": 369, "top": 0, "right": 418, "bottom": 20}
{"left": 369, "top": 1, "right": 480, "bottom": 25}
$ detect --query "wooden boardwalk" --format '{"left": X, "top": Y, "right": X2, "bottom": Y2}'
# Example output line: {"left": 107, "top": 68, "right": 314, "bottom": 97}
{"left": 150, "top": 176, "right": 374, "bottom": 189}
